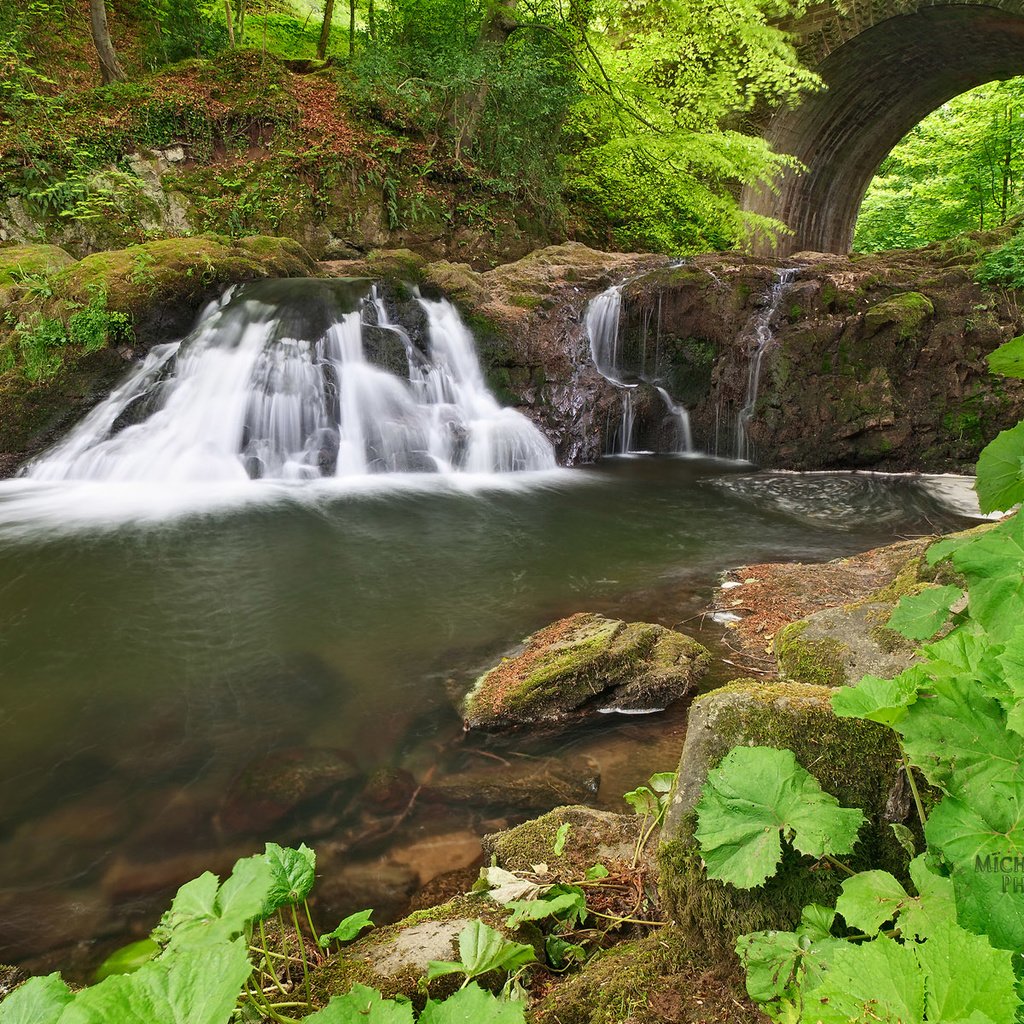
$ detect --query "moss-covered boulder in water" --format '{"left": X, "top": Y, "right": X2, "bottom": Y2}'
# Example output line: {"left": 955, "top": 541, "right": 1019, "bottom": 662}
{"left": 658, "top": 679, "right": 911, "bottom": 948}
{"left": 774, "top": 601, "right": 918, "bottom": 687}
{"left": 463, "top": 613, "right": 710, "bottom": 731}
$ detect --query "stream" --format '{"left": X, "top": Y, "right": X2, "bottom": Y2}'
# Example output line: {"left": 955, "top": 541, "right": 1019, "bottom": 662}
{"left": 0, "top": 278, "right": 981, "bottom": 977}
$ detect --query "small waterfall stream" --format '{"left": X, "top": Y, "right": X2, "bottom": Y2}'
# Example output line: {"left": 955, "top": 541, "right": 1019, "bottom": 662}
{"left": 585, "top": 284, "right": 692, "bottom": 456}
{"left": 735, "top": 267, "right": 798, "bottom": 461}
{"left": 25, "top": 279, "right": 556, "bottom": 482}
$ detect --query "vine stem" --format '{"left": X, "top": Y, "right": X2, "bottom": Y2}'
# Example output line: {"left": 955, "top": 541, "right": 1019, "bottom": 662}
{"left": 822, "top": 853, "right": 856, "bottom": 877}
{"left": 303, "top": 899, "right": 321, "bottom": 948}
{"left": 903, "top": 755, "right": 928, "bottom": 828}
{"left": 589, "top": 909, "right": 663, "bottom": 927}
{"left": 257, "top": 920, "right": 290, "bottom": 996}
{"left": 291, "top": 903, "right": 313, "bottom": 1007}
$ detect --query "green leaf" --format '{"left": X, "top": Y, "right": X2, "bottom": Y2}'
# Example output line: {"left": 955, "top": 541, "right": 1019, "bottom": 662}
{"left": 545, "top": 935, "right": 587, "bottom": 969}
{"left": 939, "top": 515, "right": 1024, "bottom": 638}
{"left": 887, "top": 585, "right": 962, "bottom": 640}
{"left": 836, "top": 870, "right": 909, "bottom": 934}
{"left": 94, "top": 939, "right": 160, "bottom": 981}
{"left": 418, "top": 984, "right": 526, "bottom": 1024}
{"left": 831, "top": 670, "right": 921, "bottom": 727}
{"left": 623, "top": 786, "right": 659, "bottom": 818}
{"left": 899, "top": 855, "right": 957, "bottom": 941}
{"left": 890, "top": 823, "right": 917, "bottom": 858}
{"left": 303, "top": 985, "right": 413, "bottom": 1023}
{"left": 318, "top": 909, "right": 374, "bottom": 948}
{"left": 584, "top": 864, "right": 610, "bottom": 880}
{"left": 987, "top": 333, "right": 1024, "bottom": 379}
{"left": 976, "top": 421, "right": 1024, "bottom": 514}
{"left": 801, "top": 934, "right": 925, "bottom": 1024}
{"left": 925, "top": 792, "right": 1024, "bottom": 951}
{"left": 552, "top": 822, "right": 571, "bottom": 857}
{"left": 648, "top": 772, "right": 676, "bottom": 794}
{"left": 151, "top": 872, "right": 220, "bottom": 945}
{"left": 916, "top": 920, "right": 1019, "bottom": 1023}
{"left": 263, "top": 843, "right": 316, "bottom": 912}
{"left": 506, "top": 892, "right": 585, "bottom": 928}
{"left": 58, "top": 938, "right": 251, "bottom": 1024}
{"left": 0, "top": 973, "right": 74, "bottom": 1024}
{"left": 897, "top": 674, "right": 1024, "bottom": 793}
{"left": 428, "top": 922, "right": 535, "bottom": 983}
{"left": 213, "top": 854, "right": 274, "bottom": 930}
{"left": 694, "top": 747, "right": 865, "bottom": 889}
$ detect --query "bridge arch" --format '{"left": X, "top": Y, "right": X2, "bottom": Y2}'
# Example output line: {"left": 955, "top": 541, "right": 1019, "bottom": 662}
{"left": 744, "top": 2, "right": 1024, "bottom": 254}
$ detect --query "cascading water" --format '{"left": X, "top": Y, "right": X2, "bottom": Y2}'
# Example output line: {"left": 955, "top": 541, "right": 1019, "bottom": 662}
{"left": 585, "top": 284, "right": 692, "bottom": 456}
{"left": 24, "top": 279, "right": 556, "bottom": 483}
{"left": 735, "top": 268, "right": 798, "bottom": 462}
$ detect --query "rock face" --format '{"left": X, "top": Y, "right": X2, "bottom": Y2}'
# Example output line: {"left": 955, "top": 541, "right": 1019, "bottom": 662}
{"left": 613, "top": 242, "right": 1024, "bottom": 471}
{"left": 658, "top": 679, "right": 911, "bottom": 947}
{"left": 462, "top": 612, "right": 710, "bottom": 732}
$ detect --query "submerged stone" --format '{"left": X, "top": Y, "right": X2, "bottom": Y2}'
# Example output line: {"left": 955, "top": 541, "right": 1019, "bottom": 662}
{"left": 659, "top": 678, "right": 911, "bottom": 947}
{"left": 463, "top": 612, "right": 709, "bottom": 731}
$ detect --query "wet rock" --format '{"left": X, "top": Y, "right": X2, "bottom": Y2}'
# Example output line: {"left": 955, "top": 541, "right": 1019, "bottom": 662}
{"left": 0, "top": 964, "right": 28, "bottom": 1000}
{"left": 384, "top": 830, "right": 484, "bottom": 886}
{"left": 311, "top": 859, "right": 421, "bottom": 930}
{"left": 463, "top": 613, "right": 709, "bottom": 732}
{"left": 774, "top": 601, "right": 919, "bottom": 686}
{"left": 0, "top": 889, "right": 123, "bottom": 961}
{"left": 360, "top": 767, "right": 418, "bottom": 815}
{"left": 659, "top": 679, "right": 912, "bottom": 948}
{"left": 422, "top": 755, "right": 600, "bottom": 810}
{"left": 218, "top": 747, "right": 363, "bottom": 836}
{"left": 101, "top": 843, "right": 259, "bottom": 900}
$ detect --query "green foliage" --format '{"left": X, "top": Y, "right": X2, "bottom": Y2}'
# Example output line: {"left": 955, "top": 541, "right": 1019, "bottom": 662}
{"left": 975, "top": 421, "right": 1024, "bottom": 513}
{"left": 886, "top": 585, "right": 963, "bottom": 641}
{"left": 318, "top": 909, "right": 375, "bottom": 948}
{"left": 855, "top": 77, "right": 1024, "bottom": 252}
{"left": 94, "top": 939, "right": 160, "bottom": 981}
{"left": 978, "top": 227, "right": 1024, "bottom": 290}
{"left": 14, "top": 314, "right": 66, "bottom": 382}
{"left": 694, "top": 747, "right": 865, "bottom": 888}
{"left": 305, "top": 984, "right": 414, "bottom": 1023}
{"left": 701, "top": 352, "right": 1024, "bottom": 1018}
{"left": 425, "top": 921, "right": 536, "bottom": 985}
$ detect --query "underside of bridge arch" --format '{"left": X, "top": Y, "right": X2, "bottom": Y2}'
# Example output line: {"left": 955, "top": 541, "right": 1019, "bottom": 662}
{"left": 743, "top": 5, "right": 1024, "bottom": 255}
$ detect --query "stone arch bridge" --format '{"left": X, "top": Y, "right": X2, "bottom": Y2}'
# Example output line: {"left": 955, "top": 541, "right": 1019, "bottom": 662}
{"left": 744, "top": 0, "right": 1024, "bottom": 254}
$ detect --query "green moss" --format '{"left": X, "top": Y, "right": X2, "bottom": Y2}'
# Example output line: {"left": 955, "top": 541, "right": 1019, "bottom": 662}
{"left": 773, "top": 621, "right": 849, "bottom": 687}
{"left": 864, "top": 291, "right": 935, "bottom": 339}
{"left": 508, "top": 293, "right": 542, "bottom": 309}
{"left": 0, "top": 245, "right": 75, "bottom": 289}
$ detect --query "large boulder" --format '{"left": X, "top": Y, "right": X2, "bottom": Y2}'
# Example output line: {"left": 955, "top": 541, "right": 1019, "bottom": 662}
{"left": 462, "top": 613, "right": 710, "bottom": 732}
{"left": 659, "top": 679, "right": 912, "bottom": 948}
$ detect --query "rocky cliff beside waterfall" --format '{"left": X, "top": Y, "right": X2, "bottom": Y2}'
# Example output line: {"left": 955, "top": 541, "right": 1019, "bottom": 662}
{"left": 2, "top": 232, "right": 1023, "bottom": 475}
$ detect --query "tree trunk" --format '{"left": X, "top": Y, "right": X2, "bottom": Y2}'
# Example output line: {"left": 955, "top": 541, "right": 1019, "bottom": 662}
{"left": 368, "top": 0, "right": 374, "bottom": 39}
{"left": 318, "top": 0, "right": 336, "bottom": 59}
{"left": 349, "top": 0, "right": 356, "bottom": 56}
{"left": 224, "top": 0, "right": 236, "bottom": 46}
{"left": 88, "top": 0, "right": 127, "bottom": 84}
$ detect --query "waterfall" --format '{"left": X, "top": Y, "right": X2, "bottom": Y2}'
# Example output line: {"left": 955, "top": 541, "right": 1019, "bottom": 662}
{"left": 25, "top": 280, "right": 556, "bottom": 483}
{"left": 735, "top": 268, "right": 798, "bottom": 462}
{"left": 585, "top": 284, "right": 692, "bottom": 456}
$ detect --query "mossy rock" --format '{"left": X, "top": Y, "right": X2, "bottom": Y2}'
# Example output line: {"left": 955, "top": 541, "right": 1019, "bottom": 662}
{"left": 659, "top": 679, "right": 910, "bottom": 948}
{"left": 51, "top": 234, "right": 317, "bottom": 342}
{"left": 527, "top": 926, "right": 758, "bottom": 1024}
{"left": 774, "top": 602, "right": 918, "bottom": 687}
{"left": 863, "top": 291, "right": 934, "bottom": 339}
{"left": 0, "top": 244, "right": 75, "bottom": 290}
{"left": 483, "top": 806, "right": 644, "bottom": 881}
{"left": 307, "top": 893, "right": 540, "bottom": 1011}
{"left": 463, "top": 613, "right": 710, "bottom": 732}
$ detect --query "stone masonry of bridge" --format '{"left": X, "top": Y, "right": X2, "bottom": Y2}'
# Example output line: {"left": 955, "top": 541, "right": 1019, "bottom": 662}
{"left": 743, "top": 0, "right": 1024, "bottom": 254}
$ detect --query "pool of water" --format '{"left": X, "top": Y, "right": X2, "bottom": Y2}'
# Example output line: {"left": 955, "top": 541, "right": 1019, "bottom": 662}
{"left": 0, "top": 456, "right": 975, "bottom": 974}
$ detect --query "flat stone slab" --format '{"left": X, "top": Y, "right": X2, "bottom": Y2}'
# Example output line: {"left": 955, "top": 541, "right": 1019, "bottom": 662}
{"left": 462, "top": 612, "right": 710, "bottom": 732}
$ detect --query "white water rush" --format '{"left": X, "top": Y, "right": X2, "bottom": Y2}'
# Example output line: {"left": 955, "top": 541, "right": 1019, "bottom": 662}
{"left": 24, "top": 280, "right": 556, "bottom": 483}
{"left": 585, "top": 284, "right": 693, "bottom": 456}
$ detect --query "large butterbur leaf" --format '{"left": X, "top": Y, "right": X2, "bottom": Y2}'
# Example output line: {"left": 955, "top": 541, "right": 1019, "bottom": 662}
{"left": 987, "top": 333, "right": 1024, "bottom": 379}
{"left": 831, "top": 669, "right": 921, "bottom": 727}
{"left": 263, "top": 842, "right": 316, "bottom": 912}
{"left": 975, "top": 421, "right": 1024, "bottom": 514}
{"left": 888, "top": 585, "right": 963, "bottom": 640}
{"left": 694, "top": 747, "right": 864, "bottom": 889}
{"left": 58, "top": 939, "right": 251, "bottom": 1024}
{"left": 418, "top": 984, "right": 526, "bottom": 1024}
{"left": 304, "top": 985, "right": 414, "bottom": 1024}
{"left": 0, "top": 974, "right": 73, "bottom": 1024}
